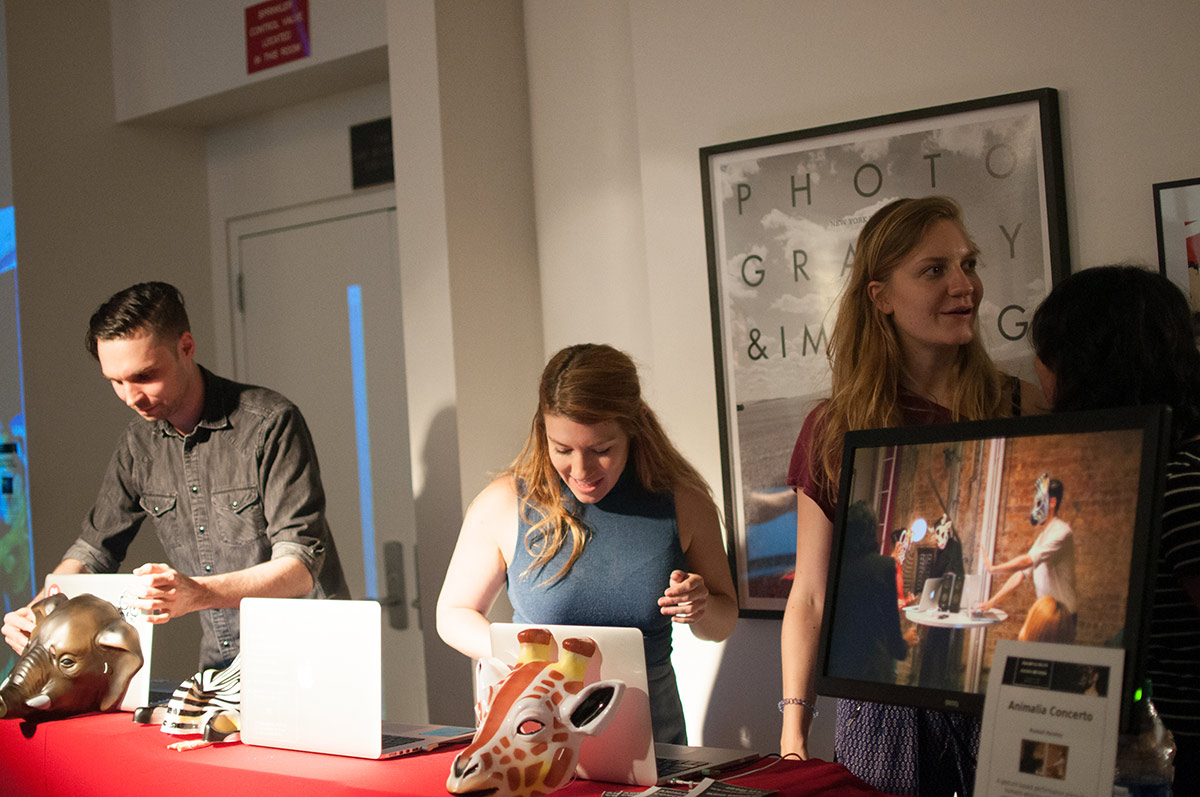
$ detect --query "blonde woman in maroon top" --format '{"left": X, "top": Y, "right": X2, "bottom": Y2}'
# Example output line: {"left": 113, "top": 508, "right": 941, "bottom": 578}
{"left": 779, "top": 196, "right": 1044, "bottom": 795}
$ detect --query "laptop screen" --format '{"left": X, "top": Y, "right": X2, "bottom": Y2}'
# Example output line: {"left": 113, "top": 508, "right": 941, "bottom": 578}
{"left": 816, "top": 405, "right": 1169, "bottom": 731}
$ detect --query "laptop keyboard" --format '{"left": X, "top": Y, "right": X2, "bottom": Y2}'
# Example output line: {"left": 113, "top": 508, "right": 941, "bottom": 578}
{"left": 381, "top": 733, "right": 424, "bottom": 748}
{"left": 655, "top": 756, "right": 712, "bottom": 777}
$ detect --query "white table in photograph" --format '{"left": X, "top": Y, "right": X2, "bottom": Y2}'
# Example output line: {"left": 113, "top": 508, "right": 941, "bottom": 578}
{"left": 903, "top": 606, "right": 1007, "bottom": 629}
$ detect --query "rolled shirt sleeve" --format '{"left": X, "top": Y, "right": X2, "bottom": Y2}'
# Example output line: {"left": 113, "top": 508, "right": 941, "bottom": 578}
{"left": 257, "top": 401, "right": 338, "bottom": 594}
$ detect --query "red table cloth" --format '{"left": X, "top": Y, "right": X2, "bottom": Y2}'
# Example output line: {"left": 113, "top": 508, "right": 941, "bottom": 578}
{"left": 0, "top": 712, "right": 884, "bottom": 796}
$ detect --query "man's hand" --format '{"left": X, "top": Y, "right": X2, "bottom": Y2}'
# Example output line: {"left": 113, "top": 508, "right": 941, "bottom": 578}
{"left": 128, "top": 562, "right": 212, "bottom": 623}
{"left": 1, "top": 606, "right": 35, "bottom": 655}
{"left": 658, "top": 569, "right": 710, "bottom": 624}
{"left": 1, "top": 571, "right": 78, "bottom": 654}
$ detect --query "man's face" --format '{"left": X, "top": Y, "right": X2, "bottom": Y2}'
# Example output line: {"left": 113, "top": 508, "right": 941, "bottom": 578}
{"left": 97, "top": 330, "right": 195, "bottom": 427}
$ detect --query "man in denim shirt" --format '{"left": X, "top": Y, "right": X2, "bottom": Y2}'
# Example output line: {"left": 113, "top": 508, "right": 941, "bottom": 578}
{"left": 2, "top": 282, "right": 348, "bottom": 669}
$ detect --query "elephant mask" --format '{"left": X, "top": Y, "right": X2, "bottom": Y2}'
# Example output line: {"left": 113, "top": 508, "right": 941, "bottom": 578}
{"left": 0, "top": 593, "right": 143, "bottom": 721}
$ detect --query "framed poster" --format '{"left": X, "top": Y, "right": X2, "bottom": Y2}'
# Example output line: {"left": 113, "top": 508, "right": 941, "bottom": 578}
{"left": 1152, "top": 176, "right": 1200, "bottom": 310}
{"left": 700, "top": 88, "right": 1069, "bottom": 616}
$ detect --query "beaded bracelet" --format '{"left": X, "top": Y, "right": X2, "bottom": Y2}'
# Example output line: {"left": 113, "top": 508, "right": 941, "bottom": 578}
{"left": 778, "top": 697, "right": 819, "bottom": 717}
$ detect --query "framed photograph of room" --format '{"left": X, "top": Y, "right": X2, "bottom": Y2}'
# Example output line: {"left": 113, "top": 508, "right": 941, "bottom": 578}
{"left": 700, "top": 88, "right": 1070, "bottom": 616}
{"left": 1153, "top": 176, "right": 1200, "bottom": 310}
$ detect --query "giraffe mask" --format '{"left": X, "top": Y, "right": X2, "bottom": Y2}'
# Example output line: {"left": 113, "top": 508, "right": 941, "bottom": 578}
{"left": 446, "top": 627, "right": 625, "bottom": 797}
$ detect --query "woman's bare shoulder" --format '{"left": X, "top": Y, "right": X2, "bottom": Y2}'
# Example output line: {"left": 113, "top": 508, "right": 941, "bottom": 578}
{"left": 465, "top": 474, "right": 520, "bottom": 518}
{"left": 672, "top": 481, "right": 717, "bottom": 513}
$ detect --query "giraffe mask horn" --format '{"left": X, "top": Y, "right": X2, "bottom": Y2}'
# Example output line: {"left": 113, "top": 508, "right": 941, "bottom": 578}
{"left": 447, "top": 628, "right": 625, "bottom": 797}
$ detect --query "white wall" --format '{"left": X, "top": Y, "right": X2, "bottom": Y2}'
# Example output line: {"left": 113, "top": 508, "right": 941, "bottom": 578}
{"left": 386, "top": 0, "right": 543, "bottom": 725}
{"left": 524, "top": 0, "right": 1200, "bottom": 755}
{"left": 524, "top": 3, "right": 651, "bottom": 361}
{"left": 111, "top": 0, "right": 388, "bottom": 125}
{"left": 5, "top": 0, "right": 212, "bottom": 680}
{"left": 204, "top": 82, "right": 392, "bottom": 376}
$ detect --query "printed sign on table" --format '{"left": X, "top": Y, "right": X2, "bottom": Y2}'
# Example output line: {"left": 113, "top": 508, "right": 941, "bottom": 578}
{"left": 975, "top": 640, "right": 1123, "bottom": 796}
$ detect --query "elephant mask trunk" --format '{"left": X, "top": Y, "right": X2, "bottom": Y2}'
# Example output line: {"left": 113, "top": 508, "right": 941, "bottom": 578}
{"left": 0, "top": 642, "right": 53, "bottom": 719}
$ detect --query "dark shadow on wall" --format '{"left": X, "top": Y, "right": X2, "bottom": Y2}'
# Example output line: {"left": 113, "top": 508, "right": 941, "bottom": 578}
{"left": 414, "top": 404, "right": 475, "bottom": 726}
{"left": 700, "top": 617, "right": 835, "bottom": 761}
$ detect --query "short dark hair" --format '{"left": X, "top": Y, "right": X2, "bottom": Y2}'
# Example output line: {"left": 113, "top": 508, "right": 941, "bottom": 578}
{"left": 1031, "top": 265, "right": 1200, "bottom": 445}
{"left": 844, "top": 500, "right": 880, "bottom": 558}
{"left": 85, "top": 282, "right": 191, "bottom": 360}
{"left": 1048, "top": 478, "right": 1064, "bottom": 506}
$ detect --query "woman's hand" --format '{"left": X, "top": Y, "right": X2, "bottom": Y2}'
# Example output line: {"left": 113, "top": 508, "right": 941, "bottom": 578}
{"left": 658, "top": 569, "right": 709, "bottom": 624}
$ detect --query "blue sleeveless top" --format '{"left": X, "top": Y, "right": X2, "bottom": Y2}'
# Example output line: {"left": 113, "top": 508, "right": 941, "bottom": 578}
{"left": 507, "top": 467, "right": 689, "bottom": 743}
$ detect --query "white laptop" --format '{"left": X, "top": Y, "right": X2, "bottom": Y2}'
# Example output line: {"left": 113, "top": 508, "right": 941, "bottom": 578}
{"left": 487, "top": 623, "right": 759, "bottom": 786}
{"left": 239, "top": 598, "right": 474, "bottom": 759}
{"left": 917, "top": 575, "right": 944, "bottom": 612}
{"left": 43, "top": 573, "right": 156, "bottom": 712}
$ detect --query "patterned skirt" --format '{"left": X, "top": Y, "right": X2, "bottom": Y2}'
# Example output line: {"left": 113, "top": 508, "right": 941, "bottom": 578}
{"left": 834, "top": 700, "right": 980, "bottom": 796}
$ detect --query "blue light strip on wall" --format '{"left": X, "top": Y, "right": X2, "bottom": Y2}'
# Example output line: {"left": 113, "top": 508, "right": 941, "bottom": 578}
{"left": 347, "top": 285, "right": 378, "bottom": 598}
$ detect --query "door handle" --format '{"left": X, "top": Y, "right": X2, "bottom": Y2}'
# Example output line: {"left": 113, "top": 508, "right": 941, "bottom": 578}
{"left": 381, "top": 541, "right": 408, "bottom": 630}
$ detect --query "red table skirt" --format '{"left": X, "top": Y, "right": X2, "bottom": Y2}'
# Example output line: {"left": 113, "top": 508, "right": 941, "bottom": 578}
{"left": 0, "top": 711, "right": 883, "bottom": 796}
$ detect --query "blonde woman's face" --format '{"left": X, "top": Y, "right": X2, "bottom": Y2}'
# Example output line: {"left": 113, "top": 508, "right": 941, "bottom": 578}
{"left": 867, "top": 219, "right": 982, "bottom": 356}
{"left": 544, "top": 414, "right": 630, "bottom": 504}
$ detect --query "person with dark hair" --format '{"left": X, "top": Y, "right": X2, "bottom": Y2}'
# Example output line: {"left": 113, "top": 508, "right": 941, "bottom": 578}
{"left": 435, "top": 343, "right": 737, "bottom": 744}
{"left": 1031, "top": 265, "right": 1200, "bottom": 448}
{"left": 918, "top": 513, "right": 968, "bottom": 692}
{"left": 1, "top": 282, "right": 348, "bottom": 670}
{"left": 829, "top": 502, "right": 916, "bottom": 683}
{"left": 1029, "top": 264, "right": 1200, "bottom": 792}
{"left": 780, "top": 196, "right": 1046, "bottom": 794}
{"left": 978, "top": 472, "right": 1077, "bottom": 642}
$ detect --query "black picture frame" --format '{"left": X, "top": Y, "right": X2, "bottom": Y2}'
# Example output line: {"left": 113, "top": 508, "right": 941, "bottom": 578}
{"left": 1152, "top": 176, "right": 1200, "bottom": 309}
{"left": 700, "top": 88, "right": 1070, "bottom": 617}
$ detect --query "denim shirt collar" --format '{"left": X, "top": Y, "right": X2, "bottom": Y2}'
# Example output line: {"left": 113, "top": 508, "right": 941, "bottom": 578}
{"left": 151, "top": 365, "right": 232, "bottom": 439}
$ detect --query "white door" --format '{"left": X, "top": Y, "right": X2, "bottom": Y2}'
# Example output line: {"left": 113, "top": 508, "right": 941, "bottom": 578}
{"left": 228, "top": 188, "right": 427, "bottom": 721}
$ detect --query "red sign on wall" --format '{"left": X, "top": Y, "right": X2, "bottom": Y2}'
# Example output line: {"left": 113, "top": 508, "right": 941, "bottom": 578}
{"left": 245, "top": 0, "right": 311, "bottom": 74}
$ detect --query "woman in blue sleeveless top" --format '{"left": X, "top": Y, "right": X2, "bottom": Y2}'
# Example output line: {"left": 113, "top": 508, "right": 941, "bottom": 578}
{"left": 436, "top": 344, "right": 737, "bottom": 744}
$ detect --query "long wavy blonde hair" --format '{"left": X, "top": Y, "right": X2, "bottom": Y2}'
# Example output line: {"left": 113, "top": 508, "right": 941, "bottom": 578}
{"left": 810, "top": 196, "right": 1008, "bottom": 501}
{"left": 507, "top": 343, "right": 715, "bottom": 584}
